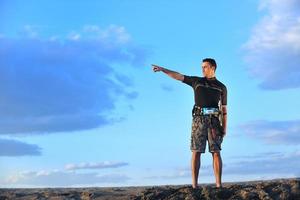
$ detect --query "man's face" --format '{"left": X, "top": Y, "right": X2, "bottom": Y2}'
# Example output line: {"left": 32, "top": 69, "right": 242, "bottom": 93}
{"left": 202, "top": 61, "right": 214, "bottom": 77}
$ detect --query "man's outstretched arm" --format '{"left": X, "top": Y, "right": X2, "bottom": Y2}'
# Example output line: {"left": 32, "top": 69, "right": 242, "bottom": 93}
{"left": 152, "top": 64, "right": 184, "bottom": 81}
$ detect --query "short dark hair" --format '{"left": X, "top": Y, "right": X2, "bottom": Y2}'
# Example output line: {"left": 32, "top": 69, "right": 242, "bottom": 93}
{"left": 202, "top": 58, "right": 217, "bottom": 71}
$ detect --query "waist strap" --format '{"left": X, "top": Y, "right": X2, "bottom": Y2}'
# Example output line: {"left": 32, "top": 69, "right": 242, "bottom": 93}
{"left": 193, "top": 106, "right": 220, "bottom": 116}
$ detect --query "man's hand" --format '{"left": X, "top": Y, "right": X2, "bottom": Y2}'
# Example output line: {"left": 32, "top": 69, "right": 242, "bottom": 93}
{"left": 152, "top": 64, "right": 164, "bottom": 72}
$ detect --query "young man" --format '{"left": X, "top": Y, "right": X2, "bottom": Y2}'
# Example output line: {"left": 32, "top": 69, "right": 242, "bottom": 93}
{"left": 152, "top": 58, "right": 227, "bottom": 189}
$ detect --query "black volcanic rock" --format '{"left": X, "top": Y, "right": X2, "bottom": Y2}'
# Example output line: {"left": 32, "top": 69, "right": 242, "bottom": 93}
{"left": 133, "top": 178, "right": 300, "bottom": 200}
{"left": 0, "top": 178, "right": 299, "bottom": 200}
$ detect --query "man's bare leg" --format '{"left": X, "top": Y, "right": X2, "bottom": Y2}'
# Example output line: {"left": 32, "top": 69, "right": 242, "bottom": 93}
{"left": 191, "top": 151, "right": 201, "bottom": 188}
{"left": 212, "top": 152, "right": 222, "bottom": 187}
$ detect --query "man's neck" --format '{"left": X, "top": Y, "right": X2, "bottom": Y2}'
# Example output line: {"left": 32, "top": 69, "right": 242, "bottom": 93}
{"left": 205, "top": 74, "right": 216, "bottom": 79}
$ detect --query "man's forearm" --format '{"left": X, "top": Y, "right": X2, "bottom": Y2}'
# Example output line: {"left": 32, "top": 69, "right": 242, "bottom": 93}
{"left": 222, "top": 115, "right": 227, "bottom": 133}
{"left": 221, "top": 106, "right": 227, "bottom": 134}
{"left": 161, "top": 68, "right": 184, "bottom": 81}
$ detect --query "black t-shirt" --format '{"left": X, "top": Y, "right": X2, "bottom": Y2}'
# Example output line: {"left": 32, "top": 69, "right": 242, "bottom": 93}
{"left": 182, "top": 75, "right": 227, "bottom": 108}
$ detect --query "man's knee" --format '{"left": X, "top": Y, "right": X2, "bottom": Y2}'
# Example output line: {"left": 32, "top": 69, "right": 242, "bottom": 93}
{"left": 211, "top": 151, "right": 221, "bottom": 158}
{"left": 192, "top": 151, "right": 201, "bottom": 158}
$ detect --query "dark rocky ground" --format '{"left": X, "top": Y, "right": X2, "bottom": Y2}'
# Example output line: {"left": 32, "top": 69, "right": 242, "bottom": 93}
{"left": 0, "top": 178, "right": 299, "bottom": 200}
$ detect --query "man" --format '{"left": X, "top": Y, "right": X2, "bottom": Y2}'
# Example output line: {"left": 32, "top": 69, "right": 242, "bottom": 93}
{"left": 152, "top": 58, "right": 227, "bottom": 189}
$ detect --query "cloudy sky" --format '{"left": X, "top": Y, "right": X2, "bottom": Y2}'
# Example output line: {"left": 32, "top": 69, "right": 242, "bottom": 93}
{"left": 0, "top": 0, "right": 300, "bottom": 188}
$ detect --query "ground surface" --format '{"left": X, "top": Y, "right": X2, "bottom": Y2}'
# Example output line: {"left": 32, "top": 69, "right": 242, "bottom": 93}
{"left": 0, "top": 178, "right": 299, "bottom": 199}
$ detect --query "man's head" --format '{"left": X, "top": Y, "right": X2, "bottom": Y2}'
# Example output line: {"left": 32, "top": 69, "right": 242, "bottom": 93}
{"left": 202, "top": 58, "right": 217, "bottom": 78}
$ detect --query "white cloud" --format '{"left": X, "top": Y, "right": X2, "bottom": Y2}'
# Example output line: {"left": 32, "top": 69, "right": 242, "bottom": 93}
{"left": 244, "top": 0, "right": 300, "bottom": 90}
{"left": 68, "top": 31, "right": 81, "bottom": 41}
{"left": 224, "top": 151, "right": 300, "bottom": 176}
{"left": 145, "top": 170, "right": 191, "bottom": 180}
{"left": 83, "top": 24, "right": 131, "bottom": 44}
{"left": 145, "top": 151, "right": 300, "bottom": 181}
{"left": 144, "top": 165, "right": 213, "bottom": 180}
{"left": 20, "top": 25, "right": 39, "bottom": 38}
{"left": 239, "top": 119, "right": 300, "bottom": 145}
{"left": 230, "top": 151, "right": 284, "bottom": 160}
{"left": 2, "top": 170, "right": 130, "bottom": 187}
{"left": 65, "top": 161, "right": 129, "bottom": 170}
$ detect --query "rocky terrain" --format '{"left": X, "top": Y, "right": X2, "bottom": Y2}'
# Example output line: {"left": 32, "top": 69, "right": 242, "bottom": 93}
{"left": 0, "top": 178, "right": 299, "bottom": 200}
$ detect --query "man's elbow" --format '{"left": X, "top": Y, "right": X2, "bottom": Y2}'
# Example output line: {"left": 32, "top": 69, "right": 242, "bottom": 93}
{"left": 176, "top": 74, "right": 184, "bottom": 81}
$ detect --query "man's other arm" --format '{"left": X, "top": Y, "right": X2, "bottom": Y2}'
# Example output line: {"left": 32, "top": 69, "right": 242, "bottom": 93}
{"left": 152, "top": 64, "right": 184, "bottom": 81}
{"left": 221, "top": 105, "right": 227, "bottom": 136}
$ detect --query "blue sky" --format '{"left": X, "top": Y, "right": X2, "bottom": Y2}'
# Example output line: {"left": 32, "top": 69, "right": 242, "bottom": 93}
{"left": 0, "top": 0, "right": 300, "bottom": 187}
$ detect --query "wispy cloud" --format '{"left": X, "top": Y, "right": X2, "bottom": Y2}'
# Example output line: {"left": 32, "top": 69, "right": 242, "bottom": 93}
{"left": 239, "top": 119, "right": 300, "bottom": 145}
{"left": 243, "top": 0, "right": 300, "bottom": 90}
{"left": 146, "top": 151, "right": 300, "bottom": 180}
{"left": 0, "top": 25, "right": 148, "bottom": 136}
{"left": 17, "top": 25, "right": 49, "bottom": 38}
{"left": 224, "top": 151, "right": 300, "bottom": 176}
{"left": 0, "top": 138, "right": 42, "bottom": 156}
{"left": 160, "top": 84, "right": 174, "bottom": 92}
{"left": 145, "top": 170, "right": 191, "bottom": 180}
{"left": 144, "top": 165, "right": 213, "bottom": 180}
{"left": 83, "top": 24, "right": 131, "bottom": 44}
{"left": 2, "top": 170, "right": 130, "bottom": 187}
{"left": 230, "top": 151, "right": 284, "bottom": 160}
{"left": 65, "top": 161, "right": 129, "bottom": 170}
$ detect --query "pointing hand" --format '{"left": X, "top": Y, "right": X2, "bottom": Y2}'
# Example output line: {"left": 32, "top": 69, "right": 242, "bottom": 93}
{"left": 152, "top": 64, "right": 163, "bottom": 72}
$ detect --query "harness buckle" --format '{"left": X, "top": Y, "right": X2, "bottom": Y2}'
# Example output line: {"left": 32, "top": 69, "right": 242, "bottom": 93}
{"left": 193, "top": 106, "right": 220, "bottom": 116}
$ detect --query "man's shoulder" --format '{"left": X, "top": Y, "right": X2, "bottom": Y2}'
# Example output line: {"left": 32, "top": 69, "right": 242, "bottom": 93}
{"left": 193, "top": 76, "right": 205, "bottom": 82}
{"left": 183, "top": 75, "right": 203, "bottom": 82}
{"left": 215, "top": 79, "right": 227, "bottom": 89}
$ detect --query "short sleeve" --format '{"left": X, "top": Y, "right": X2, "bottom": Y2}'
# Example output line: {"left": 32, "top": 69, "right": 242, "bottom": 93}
{"left": 182, "top": 75, "right": 198, "bottom": 87}
{"left": 221, "top": 85, "right": 227, "bottom": 105}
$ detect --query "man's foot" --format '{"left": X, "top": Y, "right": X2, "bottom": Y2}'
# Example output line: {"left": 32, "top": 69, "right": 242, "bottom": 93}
{"left": 214, "top": 185, "right": 223, "bottom": 189}
{"left": 192, "top": 185, "right": 199, "bottom": 189}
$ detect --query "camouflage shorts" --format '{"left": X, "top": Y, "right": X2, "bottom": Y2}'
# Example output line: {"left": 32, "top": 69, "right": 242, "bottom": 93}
{"left": 190, "top": 115, "right": 224, "bottom": 153}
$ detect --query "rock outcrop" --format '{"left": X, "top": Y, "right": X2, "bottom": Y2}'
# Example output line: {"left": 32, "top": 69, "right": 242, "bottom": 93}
{"left": 0, "top": 178, "right": 299, "bottom": 200}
